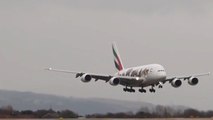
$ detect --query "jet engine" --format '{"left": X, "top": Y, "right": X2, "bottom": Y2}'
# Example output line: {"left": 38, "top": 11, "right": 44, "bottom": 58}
{"left": 188, "top": 77, "right": 199, "bottom": 86}
{"left": 171, "top": 78, "right": 182, "bottom": 88}
{"left": 109, "top": 77, "right": 120, "bottom": 86}
{"left": 81, "top": 74, "right": 92, "bottom": 82}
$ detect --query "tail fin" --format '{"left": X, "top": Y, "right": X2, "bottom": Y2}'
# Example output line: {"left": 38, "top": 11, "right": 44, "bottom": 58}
{"left": 112, "top": 43, "right": 124, "bottom": 71}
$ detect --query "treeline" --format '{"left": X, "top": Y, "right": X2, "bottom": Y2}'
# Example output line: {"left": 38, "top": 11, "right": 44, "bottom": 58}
{"left": 0, "top": 105, "right": 213, "bottom": 118}
{"left": 0, "top": 105, "right": 78, "bottom": 118}
{"left": 86, "top": 105, "right": 213, "bottom": 118}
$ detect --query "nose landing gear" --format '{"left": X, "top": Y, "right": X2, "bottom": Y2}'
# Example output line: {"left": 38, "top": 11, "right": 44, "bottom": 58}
{"left": 158, "top": 85, "right": 163, "bottom": 88}
{"left": 158, "top": 82, "right": 163, "bottom": 88}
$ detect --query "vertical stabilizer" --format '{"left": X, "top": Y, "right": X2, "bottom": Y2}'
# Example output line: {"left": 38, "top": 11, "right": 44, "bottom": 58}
{"left": 112, "top": 43, "right": 124, "bottom": 71}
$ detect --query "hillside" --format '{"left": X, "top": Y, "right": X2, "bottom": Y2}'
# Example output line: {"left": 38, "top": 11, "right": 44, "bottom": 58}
{"left": 0, "top": 90, "right": 187, "bottom": 115}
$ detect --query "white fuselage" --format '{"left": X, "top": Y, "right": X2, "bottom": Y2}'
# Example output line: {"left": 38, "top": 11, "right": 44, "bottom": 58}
{"left": 116, "top": 64, "right": 167, "bottom": 87}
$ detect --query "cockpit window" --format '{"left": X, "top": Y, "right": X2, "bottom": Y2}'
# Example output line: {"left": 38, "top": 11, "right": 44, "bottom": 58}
{"left": 158, "top": 70, "right": 165, "bottom": 72}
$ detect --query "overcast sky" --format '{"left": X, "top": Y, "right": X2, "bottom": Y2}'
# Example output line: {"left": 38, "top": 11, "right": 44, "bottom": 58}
{"left": 0, "top": 0, "right": 213, "bottom": 110}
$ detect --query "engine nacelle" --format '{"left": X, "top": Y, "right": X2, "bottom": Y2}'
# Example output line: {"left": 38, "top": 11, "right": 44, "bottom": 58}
{"left": 81, "top": 74, "right": 92, "bottom": 83}
{"left": 171, "top": 78, "right": 182, "bottom": 88}
{"left": 188, "top": 77, "right": 199, "bottom": 86}
{"left": 109, "top": 77, "right": 120, "bottom": 86}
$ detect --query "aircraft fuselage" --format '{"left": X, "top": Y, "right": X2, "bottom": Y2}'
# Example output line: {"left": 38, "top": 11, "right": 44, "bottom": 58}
{"left": 116, "top": 64, "right": 167, "bottom": 87}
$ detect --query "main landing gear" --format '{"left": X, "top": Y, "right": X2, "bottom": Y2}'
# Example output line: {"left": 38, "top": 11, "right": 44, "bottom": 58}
{"left": 149, "top": 85, "right": 156, "bottom": 93}
{"left": 123, "top": 86, "right": 135, "bottom": 93}
{"left": 139, "top": 87, "right": 146, "bottom": 93}
{"left": 123, "top": 85, "right": 158, "bottom": 93}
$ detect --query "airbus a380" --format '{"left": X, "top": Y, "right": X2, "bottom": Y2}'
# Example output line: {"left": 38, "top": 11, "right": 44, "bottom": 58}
{"left": 47, "top": 43, "right": 210, "bottom": 93}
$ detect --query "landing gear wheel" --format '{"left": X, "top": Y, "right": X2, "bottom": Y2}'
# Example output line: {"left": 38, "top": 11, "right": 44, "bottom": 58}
{"left": 149, "top": 85, "right": 156, "bottom": 93}
{"left": 149, "top": 88, "right": 156, "bottom": 93}
{"left": 142, "top": 89, "right": 146, "bottom": 93}
{"left": 139, "top": 88, "right": 146, "bottom": 93}
{"left": 123, "top": 88, "right": 127, "bottom": 92}
{"left": 153, "top": 89, "right": 156, "bottom": 93}
{"left": 131, "top": 89, "right": 135, "bottom": 93}
{"left": 158, "top": 85, "right": 163, "bottom": 88}
{"left": 129, "top": 87, "right": 135, "bottom": 93}
{"left": 123, "top": 86, "right": 135, "bottom": 93}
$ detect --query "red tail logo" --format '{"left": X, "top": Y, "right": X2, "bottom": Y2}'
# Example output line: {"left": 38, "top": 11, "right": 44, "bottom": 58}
{"left": 112, "top": 43, "right": 124, "bottom": 71}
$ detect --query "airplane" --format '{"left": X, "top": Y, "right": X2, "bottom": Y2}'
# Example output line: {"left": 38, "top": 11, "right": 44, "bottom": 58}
{"left": 46, "top": 43, "right": 210, "bottom": 93}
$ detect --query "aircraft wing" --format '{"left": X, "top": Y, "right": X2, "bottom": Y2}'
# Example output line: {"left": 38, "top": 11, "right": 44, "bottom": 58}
{"left": 164, "top": 72, "right": 210, "bottom": 83}
{"left": 46, "top": 68, "right": 141, "bottom": 84}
